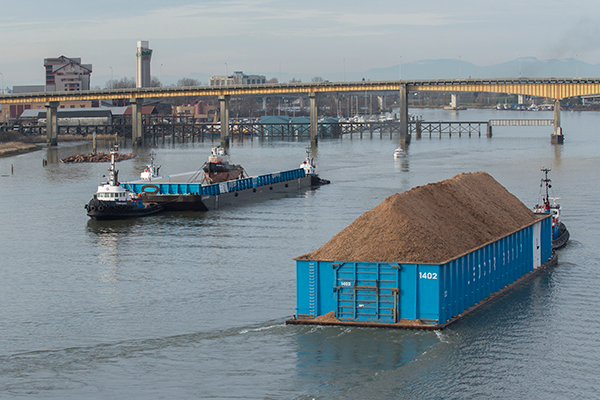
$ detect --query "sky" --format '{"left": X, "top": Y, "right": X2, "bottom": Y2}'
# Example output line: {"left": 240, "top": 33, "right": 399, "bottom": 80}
{"left": 1, "top": 0, "right": 599, "bottom": 88}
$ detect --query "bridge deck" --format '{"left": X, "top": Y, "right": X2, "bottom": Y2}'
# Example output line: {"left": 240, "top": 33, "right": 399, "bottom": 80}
{"left": 2, "top": 77, "right": 600, "bottom": 104}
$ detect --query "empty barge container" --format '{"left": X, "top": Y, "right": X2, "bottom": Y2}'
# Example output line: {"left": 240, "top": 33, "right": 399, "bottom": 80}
{"left": 287, "top": 172, "right": 557, "bottom": 330}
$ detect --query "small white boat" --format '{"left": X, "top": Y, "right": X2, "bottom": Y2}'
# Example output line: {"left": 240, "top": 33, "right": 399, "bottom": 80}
{"left": 393, "top": 147, "right": 406, "bottom": 158}
{"left": 140, "top": 152, "right": 161, "bottom": 181}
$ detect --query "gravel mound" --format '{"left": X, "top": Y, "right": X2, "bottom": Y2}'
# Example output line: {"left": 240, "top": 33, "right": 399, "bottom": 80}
{"left": 297, "top": 172, "right": 538, "bottom": 264}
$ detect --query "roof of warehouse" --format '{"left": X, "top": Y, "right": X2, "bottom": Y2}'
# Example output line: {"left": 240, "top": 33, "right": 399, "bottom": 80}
{"left": 296, "top": 172, "right": 540, "bottom": 264}
{"left": 21, "top": 108, "right": 114, "bottom": 119}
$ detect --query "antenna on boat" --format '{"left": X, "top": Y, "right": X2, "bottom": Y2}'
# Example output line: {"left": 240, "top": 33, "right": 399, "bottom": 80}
{"left": 540, "top": 167, "right": 552, "bottom": 204}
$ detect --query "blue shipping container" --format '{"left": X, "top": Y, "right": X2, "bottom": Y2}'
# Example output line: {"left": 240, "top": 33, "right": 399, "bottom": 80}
{"left": 294, "top": 215, "right": 553, "bottom": 328}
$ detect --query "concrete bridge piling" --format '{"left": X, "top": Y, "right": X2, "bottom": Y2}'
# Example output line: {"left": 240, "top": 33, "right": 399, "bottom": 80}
{"left": 44, "top": 101, "right": 59, "bottom": 146}
{"left": 219, "top": 95, "right": 230, "bottom": 148}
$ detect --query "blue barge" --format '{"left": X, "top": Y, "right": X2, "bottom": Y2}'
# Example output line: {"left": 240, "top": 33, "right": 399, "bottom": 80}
{"left": 288, "top": 216, "right": 555, "bottom": 330}
{"left": 125, "top": 168, "right": 313, "bottom": 211}
{"left": 287, "top": 172, "right": 558, "bottom": 330}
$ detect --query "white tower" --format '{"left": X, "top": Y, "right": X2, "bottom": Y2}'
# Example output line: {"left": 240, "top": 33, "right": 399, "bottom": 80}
{"left": 136, "top": 41, "right": 152, "bottom": 88}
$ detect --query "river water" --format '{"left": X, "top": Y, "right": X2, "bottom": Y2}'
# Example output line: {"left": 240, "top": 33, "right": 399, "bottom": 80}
{"left": 1, "top": 108, "right": 599, "bottom": 399}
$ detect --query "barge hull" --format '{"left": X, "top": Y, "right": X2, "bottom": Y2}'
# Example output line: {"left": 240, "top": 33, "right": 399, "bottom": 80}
{"left": 286, "top": 253, "right": 557, "bottom": 330}
{"left": 125, "top": 168, "right": 315, "bottom": 212}
{"left": 289, "top": 214, "right": 554, "bottom": 330}
{"left": 141, "top": 175, "right": 312, "bottom": 211}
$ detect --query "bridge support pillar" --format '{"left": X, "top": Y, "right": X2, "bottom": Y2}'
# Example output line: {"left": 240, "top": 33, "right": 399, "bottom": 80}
{"left": 398, "top": 84, "right": 410, "bottom": 144}
{"left": 219, "top": 95, "right": 230, "bottom": 148}
{"left": 131, "top": 98, "right": 144, "bottom": 146}
{"left": 450, "top": 94, "right": 458, "bottom": 109}
{"left": 309, "top": 92, "right": 318, "bottom": 145}
{"left": 45, "top": 101, "right": 59, "bottom": 146}
{"left": 551, "top": 99, "right": 564, "bottom": 144}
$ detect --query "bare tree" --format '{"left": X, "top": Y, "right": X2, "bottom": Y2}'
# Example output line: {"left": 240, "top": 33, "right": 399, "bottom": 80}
{"left": 311, "top": 76, "right": 324, "bottom": 83}
{"left": 150, "top": 76, "right": 162, "bottom": 87}
{"left": 105, "top": 77, "right": 136, "bottom": 89}
{"left": 177, "top": 78, "right": 201, "bottom": 87}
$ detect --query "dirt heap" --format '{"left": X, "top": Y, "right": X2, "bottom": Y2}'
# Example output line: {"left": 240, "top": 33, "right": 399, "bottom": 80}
{"left": 297, "top": 172, "right": 538, "bottom": 264}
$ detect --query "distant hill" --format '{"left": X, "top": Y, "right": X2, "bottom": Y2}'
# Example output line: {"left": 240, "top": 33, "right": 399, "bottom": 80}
{"left": 361, "top": 57, "right": 591, "bottom": 81}
{"left": 245, "top": 57, "right": 593, "bottom": 83}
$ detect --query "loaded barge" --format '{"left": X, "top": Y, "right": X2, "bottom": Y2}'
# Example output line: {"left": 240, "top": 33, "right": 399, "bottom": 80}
{"left": 287, "top": 172, "right": 557, "bottom": 330}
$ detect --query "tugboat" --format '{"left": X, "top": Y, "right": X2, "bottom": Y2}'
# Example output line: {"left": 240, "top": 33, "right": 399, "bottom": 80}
{"left": 300, "top": 147, "right": 330, "bottom": 185}
{"left": 533, "top": 167, "right": 569, "bottom": 249}
{"left": 140, "top": 152, "right": 161, "bottom": 181}
{"left": 84, "top": 145, "right": 163, "bottom": 220}
{"left": 201, "top": 146, "right": 246, "bottom": 184}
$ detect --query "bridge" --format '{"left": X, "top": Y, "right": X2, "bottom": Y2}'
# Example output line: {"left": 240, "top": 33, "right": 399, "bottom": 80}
{"left": 2, "top": 77, "right": 599, "bottom": 146}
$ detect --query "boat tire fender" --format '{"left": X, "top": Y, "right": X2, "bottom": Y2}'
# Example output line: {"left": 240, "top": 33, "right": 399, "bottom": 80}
{"left": 97, "top": 205, "right": 105, "bottom": 212}
{"left": 141, "top": 184, "right": 160, "bottom": 194}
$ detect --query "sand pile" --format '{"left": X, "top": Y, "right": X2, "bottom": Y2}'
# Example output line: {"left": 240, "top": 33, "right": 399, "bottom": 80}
{"left": 297, "top": 172, "right": 538, "bottom": 264}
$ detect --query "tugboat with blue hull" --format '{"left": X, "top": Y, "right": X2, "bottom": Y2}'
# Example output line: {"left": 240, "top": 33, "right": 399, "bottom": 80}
{"left": 85, "top": 146, "right": 163, "bottom": 220}
{"left": 533, "top": 167, "right": 569, "bottom": 249}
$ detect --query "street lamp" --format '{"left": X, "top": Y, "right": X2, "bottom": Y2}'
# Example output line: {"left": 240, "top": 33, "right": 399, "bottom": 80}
{"left": 399, "top": 56, "right": 402, "bottom": 80}
{"left": 0, "top": 72, "right": 3, "bottom": 95}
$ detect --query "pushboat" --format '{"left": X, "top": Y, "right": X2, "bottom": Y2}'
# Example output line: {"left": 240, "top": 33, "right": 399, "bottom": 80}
{"left": 201, "top": 146, "right": 246, "bottom": 184}
{"left": 140, "top": 152, "right": 161, "bottom": 181}
{"left": 300, "top": 147, "right": 330, "bottom": 185}
{"left": 84, "top": 146, "right": 163, "bottom": 220}
{"left": 533, "top": 167, "right": 569, "bottom": 249}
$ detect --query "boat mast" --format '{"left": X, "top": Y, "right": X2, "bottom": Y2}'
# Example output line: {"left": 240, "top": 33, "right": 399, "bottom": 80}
{"left": 108, "top": 145, "right": 119, "bottom": 186}
{"left": 541, "top": 167, "right": 551, "bottom": 203}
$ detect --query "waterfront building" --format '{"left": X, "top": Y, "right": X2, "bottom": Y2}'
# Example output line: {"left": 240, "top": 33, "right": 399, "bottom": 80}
{"left": 172, "top": 101, "right": 217, "bottom": 122}
{"left": 209, "top": 71, "right": 266, "bottom": 86}
{"left": 1, "top": 100, "right": 96, "bottom": 123}
{"left": 44, "top": 56, "right": 92, "bottom": 92}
